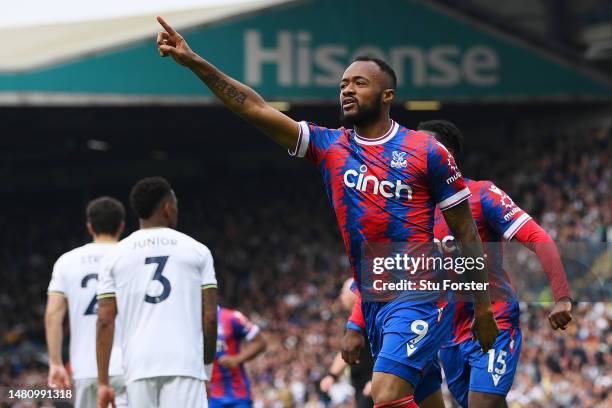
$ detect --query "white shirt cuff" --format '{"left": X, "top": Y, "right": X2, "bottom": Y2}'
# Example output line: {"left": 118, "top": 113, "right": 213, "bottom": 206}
{"left": 245, "top": 325, "right": 261, "bottom": 342}
{"left": 503, "top": 213, "right": 531, "bottom": 240}
{"left": 204, "top": 363, "right": 213, "bottom": 380}
{"left": 288, "top": 121, "right": 310, "bottom": 158}
{"left": 439, "top": 187, "right": 471, "bottom": 211}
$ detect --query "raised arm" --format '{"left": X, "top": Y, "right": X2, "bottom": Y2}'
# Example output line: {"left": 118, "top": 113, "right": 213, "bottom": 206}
{"left": 44, "top": 294, "right": 70, "bottom": 389}
{"left": 156, "top": 17, "right": 299, "bottom": 150}
{"left": 442, "top": 200, "right": 498, "bottom": 351}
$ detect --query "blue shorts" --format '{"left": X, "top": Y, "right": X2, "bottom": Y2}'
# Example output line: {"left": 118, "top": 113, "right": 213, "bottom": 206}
{"left": 208, "top": 398, "right": 252, "bottom": 408}
{"left": 440, "top": 328, "right": 522, "bottom": 408}
{"left": 414, "top": 360, "right": 442, "bottom": 403}
{"left": 364, "top": 301, "right": 453, "bottom": 391}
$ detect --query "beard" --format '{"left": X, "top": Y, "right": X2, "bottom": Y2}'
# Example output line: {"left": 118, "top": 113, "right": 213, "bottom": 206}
{"left": 340, "top": 92, "right": 384, "bottom": 127}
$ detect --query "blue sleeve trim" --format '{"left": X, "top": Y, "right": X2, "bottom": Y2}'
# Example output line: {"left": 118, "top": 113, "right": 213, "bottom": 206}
{"left": 346, "top": 321, "right": 364, "bottom": 333}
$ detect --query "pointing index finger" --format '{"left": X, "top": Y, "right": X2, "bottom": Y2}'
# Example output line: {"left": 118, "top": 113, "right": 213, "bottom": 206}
{"left": 156, "top": 16, "right": 176, "bottom": 35}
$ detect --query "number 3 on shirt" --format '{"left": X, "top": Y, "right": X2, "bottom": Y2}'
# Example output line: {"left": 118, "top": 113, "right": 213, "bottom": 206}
{"left": 144, "top": 256, "right": 171, "bottom": 304}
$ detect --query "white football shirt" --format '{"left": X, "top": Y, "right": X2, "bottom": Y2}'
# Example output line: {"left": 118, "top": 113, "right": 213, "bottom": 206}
{"left": 97, "top": 228, "right": 217, "bottom": 384}
{"left": 47, "top": 242, "right": 124, "bottom": 380}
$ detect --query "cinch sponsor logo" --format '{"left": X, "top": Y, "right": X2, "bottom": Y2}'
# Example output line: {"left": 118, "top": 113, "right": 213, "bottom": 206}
{"left": 343, "top": 165, "right": 412, "bottom": 199}
{"left": 244, "top": 31, "right": 499, "bottom": 87}
{"left": 503, "top": 207, "right": 520, "bottom": 221}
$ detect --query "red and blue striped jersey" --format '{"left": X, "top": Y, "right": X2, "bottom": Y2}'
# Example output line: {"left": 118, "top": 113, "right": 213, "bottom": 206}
{"left": 210, "top": 307, "right": 259, "bottom": 402}
{"left": 291, "top": 120, "right": 470, "bottom": 290}
{"left": 434, "top": 178, "right": 531, "bottom": 345}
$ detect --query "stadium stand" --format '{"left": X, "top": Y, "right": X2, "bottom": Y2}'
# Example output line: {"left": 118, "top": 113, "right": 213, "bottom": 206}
{"left": 0, "top": 123, "right": 609, "bottom": 407}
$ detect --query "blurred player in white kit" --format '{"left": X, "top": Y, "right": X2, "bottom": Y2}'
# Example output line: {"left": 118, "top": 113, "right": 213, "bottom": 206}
{"left": 45, "top": 196, "right": 128, "bottom": 407}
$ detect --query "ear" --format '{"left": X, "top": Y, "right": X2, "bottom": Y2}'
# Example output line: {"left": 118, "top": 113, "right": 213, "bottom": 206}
{"left": 162, "top": 199, "right": 172, "bottom": 218}
{"left": 86, "top": 222, "right": 96, "bottom": 239}
{"left": 116, "top": 221, "right": 126, "bottom": 239}
{"left": 382, "top": 88, "right": 395, "bottom": 104}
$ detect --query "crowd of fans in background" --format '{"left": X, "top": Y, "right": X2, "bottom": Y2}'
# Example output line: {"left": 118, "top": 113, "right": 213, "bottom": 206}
{"left": 0, "top": 124, "right": 610, "bottom": 407}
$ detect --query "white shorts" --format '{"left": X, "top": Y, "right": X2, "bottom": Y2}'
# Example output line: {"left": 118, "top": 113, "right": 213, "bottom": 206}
{"left": 126, "top": 376, "right": 207, "bottom": 408}
{"left": 74, "top": 375, "right": 127, "bottom": 408}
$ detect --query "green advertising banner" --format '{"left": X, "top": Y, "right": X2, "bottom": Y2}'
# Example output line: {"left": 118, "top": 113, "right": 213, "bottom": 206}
{"left": 0, "top": 0, "right": 610, "bottom": 101}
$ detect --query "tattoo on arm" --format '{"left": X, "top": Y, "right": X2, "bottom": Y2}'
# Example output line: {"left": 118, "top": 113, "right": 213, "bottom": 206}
{"left": 203, "top": 73, "right": 247, "bottom": 105}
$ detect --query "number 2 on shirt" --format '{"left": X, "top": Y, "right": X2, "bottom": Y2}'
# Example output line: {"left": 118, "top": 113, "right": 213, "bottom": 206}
{"left": 81, "top": 273, "right": 99, "bottom": 315}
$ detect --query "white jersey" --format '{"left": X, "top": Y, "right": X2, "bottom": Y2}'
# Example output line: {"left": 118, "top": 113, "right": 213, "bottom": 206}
{"left": 47, "top": 243, "right": 124, "bottom": 380}
{"left": 97, "top": 228, "right": 217, "bottom": 384}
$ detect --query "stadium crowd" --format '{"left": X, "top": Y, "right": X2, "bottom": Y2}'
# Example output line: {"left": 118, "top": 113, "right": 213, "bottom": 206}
{"left": 0, "top": 123, "right": 610, "bottom": 407}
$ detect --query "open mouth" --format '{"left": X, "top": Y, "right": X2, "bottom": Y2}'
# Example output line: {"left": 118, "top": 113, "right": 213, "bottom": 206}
{"left": 342, "top": 99, "right": 357, "bottom": 111}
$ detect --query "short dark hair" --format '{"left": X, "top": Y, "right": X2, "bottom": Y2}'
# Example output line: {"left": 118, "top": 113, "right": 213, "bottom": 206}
{"left": 352, "top": 56, "right": 397, "bottom": 89}
{"left": 86, "top": 196, "right": 125, "bottom": 235}
{"left": 130, "top": 177, "right": 173, "bottom": 219}
{"left": 417, "top": 119, "right": 464, "bottom": 156}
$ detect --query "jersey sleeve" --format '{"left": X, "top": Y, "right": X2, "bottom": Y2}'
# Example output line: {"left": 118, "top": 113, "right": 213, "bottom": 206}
{"left": 426, "top": 139, "right": 471, "bottom": 211}
{"left": 198, "top": 246, "right": 218, "bottom": 290}
{"left": 479, "top": 181, "right": 531, "bottom": 240}
{"left": 97, "top": 254, "right": 117, "bottom": 300}
{"left": 47, "top": 257, "right": 67, "bottom": 296}
{"left": 513, "top": 219, "right": 571, "bottom": 301}
{"left": 288, "top": 121, "right": 343, "bottom": 166}
{"left": 230, "top": 310, "right": 260, "bottom": 341}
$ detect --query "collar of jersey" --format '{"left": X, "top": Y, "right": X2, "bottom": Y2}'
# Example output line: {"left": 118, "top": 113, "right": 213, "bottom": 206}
{"left": 353, "top": 120, "right": 398, "bottom": 145}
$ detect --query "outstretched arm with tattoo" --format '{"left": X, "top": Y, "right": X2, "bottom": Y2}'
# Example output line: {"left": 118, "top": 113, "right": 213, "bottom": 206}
{"left": 156, "top": 17, "right": 299, "bottom": 150}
